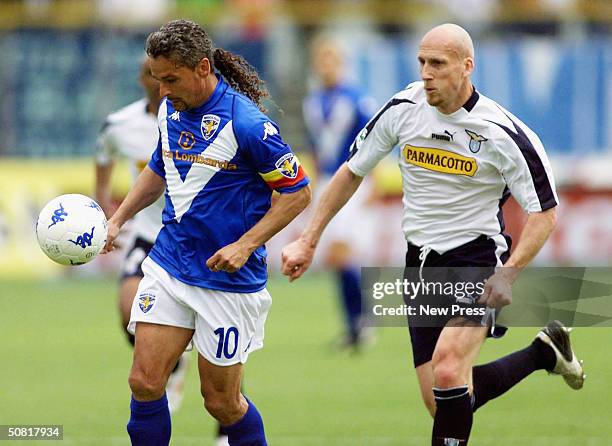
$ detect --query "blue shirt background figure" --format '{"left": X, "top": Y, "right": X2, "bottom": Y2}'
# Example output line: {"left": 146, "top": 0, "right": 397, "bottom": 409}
{"left": 301, "top": 36, "right": 376, "bottom": 350}
{"left": 303, "top": 82, "right": 375, "bottom": 178}
{"left": 149, "top": 75, "right": 309, "bottom": 293}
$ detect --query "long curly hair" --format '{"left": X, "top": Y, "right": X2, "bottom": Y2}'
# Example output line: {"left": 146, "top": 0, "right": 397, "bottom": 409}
{"left": 146, "top": 19, "right": 269, "bottom": 111}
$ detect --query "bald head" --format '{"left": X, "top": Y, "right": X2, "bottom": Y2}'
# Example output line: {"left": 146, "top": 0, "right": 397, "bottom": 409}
{"left": 417, "top": 24, "right": 475, "bottom": 114}
{"left": 421, "top": 23, "right": 474, "bottom": 61}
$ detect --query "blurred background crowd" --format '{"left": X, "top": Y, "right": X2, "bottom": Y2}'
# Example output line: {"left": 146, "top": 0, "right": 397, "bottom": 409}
{"left": 0, "top": 0, "right": 610, "bottom": 279}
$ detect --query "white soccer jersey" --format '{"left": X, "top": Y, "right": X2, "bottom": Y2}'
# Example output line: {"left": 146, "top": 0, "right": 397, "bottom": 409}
{"left": 96, "top": 98, "right": 163, "bottom": 242}
{"left": 347, "top": 82, "right": 558, "bottom": 255}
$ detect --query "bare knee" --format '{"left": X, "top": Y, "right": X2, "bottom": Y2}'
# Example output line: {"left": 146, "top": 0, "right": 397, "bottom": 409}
{"left": 432, "top": 348, "right": 467, "bottom": 388}
{"left": 129, "top": 366, "right": 166, "bottom": 401}
{"left": 202, "top": 389, "right": 245, "bottom": 425}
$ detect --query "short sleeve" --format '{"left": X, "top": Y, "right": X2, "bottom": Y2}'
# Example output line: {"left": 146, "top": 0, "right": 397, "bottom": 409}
{"left": 147, "top": 134, "right": 165, "bottom": 178}
{"left": 493, "top": 117, "right": 558, "bottom": 213}
{"left": 241, "top": 119, "right": 309, "bottom": 193}
{"left": 95, "top": 120, "right": 118, "bottom": 165}
{"left": 346, "top": 98, "right": 401, "bottom": 177}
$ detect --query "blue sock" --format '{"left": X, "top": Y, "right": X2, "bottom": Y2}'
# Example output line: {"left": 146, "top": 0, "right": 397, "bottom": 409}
{"left": 339, "top": 267, "right": 363, "bottom": 342}
{"left": 127, "top": 393, "right": 171, "bottom": 446}
{"left": 224, "top": 397, "right": 267, "bottom": 446}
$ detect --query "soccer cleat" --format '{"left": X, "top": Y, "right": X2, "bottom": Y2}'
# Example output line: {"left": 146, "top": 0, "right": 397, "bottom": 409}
{"left": 167, "top": 351, "right": 191, "bottom": 414}
{"left": 536, "top": 320, "right": 585, "bottom": 390}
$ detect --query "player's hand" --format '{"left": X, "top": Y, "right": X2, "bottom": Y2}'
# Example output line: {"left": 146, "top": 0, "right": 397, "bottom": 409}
{"left": 101, "top": 218, "right": 121, "bottom": 254}
{"left": 207, "top": 241, "right": 252, "bottom": 273}
{"left": 477, "top": 270, "right": 513, "bottom": 308}
{"left": 281, "top": 238, "right": 315, "bottom": 282}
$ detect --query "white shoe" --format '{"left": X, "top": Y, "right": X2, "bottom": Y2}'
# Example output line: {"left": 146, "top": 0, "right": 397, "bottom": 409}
{"left": 167, "top": 351, "right": 190, "bottom": 413}
{"left": 215, "top": 435, "right": 229, "bottom": 446}
{"left": 536, "top": 320, "right": 585, "bottom": 390}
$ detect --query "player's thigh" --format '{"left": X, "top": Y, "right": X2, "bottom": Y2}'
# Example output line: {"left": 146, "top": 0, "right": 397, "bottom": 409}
{"left": 129, "top": 257, "right": 197, "bottom": 382}
{"left": 190, "top": 288, "right": 272, "bottom": 367}
{"left": 132, "top": 322, "right": 194, "bottom": 383}
{"left": 433, "top": 317, "right": 488, "bottom": 378}
{"left": 119, "top": 276, "right": 142, "bottom": 324}
{"left": 198, "top": 353, "right": 243, "bottom": 398}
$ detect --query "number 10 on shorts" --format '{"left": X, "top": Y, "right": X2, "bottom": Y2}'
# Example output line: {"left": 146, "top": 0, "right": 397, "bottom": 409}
{"left": 214, "top": 327, "right": 239, "bottom": 359}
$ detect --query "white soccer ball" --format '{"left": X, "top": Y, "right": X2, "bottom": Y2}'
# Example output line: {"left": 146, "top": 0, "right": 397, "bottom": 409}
{"left": 36, "top": 194, "right": 108, "bottom": 266}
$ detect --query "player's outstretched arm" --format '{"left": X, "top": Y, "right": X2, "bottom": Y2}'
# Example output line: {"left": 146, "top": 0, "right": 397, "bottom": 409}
{"left": 206, "top": 185, "right": 312, "bottom": 273}
{"left": 281, "top": 163, "right": 363, "bottom": 281}
{"left": 102, "top": 166, "right": 166, "bottom": 253}
{"left": 478, "top": 207, "right": 557, "bottom": 307}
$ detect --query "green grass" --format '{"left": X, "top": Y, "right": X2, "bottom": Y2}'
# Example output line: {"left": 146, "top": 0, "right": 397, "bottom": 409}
{"left": 1, "top": 273, "right": 611, "bottom": 445}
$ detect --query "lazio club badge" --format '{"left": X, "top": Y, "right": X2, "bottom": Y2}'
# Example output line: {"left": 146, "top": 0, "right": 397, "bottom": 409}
{"left": 465, "top": 129, "right": 487, "bottom": 153}
{"left": 201, "top": 114, "right": 221, "bottom": 141}
{"left": 138, "top": 292, "right": 156, "bottom": 314}
{"left": 275, "top": 153, "right": 298, "bottom": 179}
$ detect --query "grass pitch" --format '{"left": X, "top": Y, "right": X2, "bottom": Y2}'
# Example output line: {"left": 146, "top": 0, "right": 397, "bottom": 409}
{"left": 1, "top": 272, "right": 610, "bottom": 445}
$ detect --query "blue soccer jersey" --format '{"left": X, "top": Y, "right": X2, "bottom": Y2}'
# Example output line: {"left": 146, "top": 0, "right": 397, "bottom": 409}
{"left": 303, "top": 83, "right": 375, "bottom": 177}
{"left": 147, "top": 76, "right": 309, "bottom": 292}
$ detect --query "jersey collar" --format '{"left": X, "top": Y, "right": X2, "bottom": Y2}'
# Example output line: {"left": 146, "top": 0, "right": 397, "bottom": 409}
{"left": 462, "top": 86, "right": 479, "bottom": 112}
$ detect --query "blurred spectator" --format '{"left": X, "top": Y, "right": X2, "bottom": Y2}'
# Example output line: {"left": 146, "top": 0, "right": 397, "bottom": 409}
{"left": 574, "top": 0, "right": 612, "bottom": 34}
{"left": 97, "top": 0, "right": 171, "bottom": 25}
{"left": 492, "top": 0, "right": 568, "bottom": 35}
{"left": 430, "top": 0, "right": 496, "bottom": 26}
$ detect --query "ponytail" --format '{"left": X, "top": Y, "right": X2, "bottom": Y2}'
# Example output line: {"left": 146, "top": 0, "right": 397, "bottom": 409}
{"left": 214, "top": 48, "right": 269, "bottom": 112}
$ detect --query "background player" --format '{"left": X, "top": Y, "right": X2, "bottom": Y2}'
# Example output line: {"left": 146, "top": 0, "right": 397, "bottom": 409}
{"left": 95, "top": 57, "right": 190, "bottom": 414}
{"left": 103, "top": 20, "right": 311, "bottom": 446}
{"left": 282, "top": 23, "right": 584, "bottom": 446}
{"left": 302, "top": 36, "right": 377, "bottom": 349}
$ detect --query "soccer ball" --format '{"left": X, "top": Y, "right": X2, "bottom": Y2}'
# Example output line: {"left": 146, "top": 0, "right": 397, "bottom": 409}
{"left": 36, "top": 194, "right": 108, "bottom": 265}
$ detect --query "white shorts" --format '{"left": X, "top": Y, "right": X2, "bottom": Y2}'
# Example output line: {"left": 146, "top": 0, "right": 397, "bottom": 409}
{"left": 128, "top": 257, "right": 272, "bottom": 366}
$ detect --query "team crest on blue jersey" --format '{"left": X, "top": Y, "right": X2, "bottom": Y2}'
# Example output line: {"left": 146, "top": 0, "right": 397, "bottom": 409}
{"left": 275, "top": 153, "right": 298, "bottom": 179}
{"left": 465, "top": 129, "right": 487, "bottom": 153}
{"left": 138, "top": 292, "right": 156, "bottom": 313}
{"left": 201, "top": 114, "right": 221, "bottom": 141}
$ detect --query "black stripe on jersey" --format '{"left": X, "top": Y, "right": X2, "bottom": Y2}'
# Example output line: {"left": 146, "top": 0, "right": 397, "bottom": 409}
{"left": 462, "top": 88, "right": 480, "bottom": 112}
{"left": 348, "top": 98, "right": 415, "bottom": 160}
{"left": 487, "top": 116, "right": 557, "bottom": 211}
{"left": 497, "top": 185, "right": 511, "bottom": 233}
{"left": 496, "top": 185, "right": 513, "bottom": 264}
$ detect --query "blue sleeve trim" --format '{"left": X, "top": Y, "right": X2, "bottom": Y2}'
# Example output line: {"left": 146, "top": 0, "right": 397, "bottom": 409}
{"left": 147, "top": 159, "right": 165, "bottom": 178}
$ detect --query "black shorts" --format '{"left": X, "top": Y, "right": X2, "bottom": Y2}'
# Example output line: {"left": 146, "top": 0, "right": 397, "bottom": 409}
{"left": 120, "top": 236, "right": 154, "bottom": 280}
{"left": 406, "top": 234, "right": 511, "bottom": 368}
